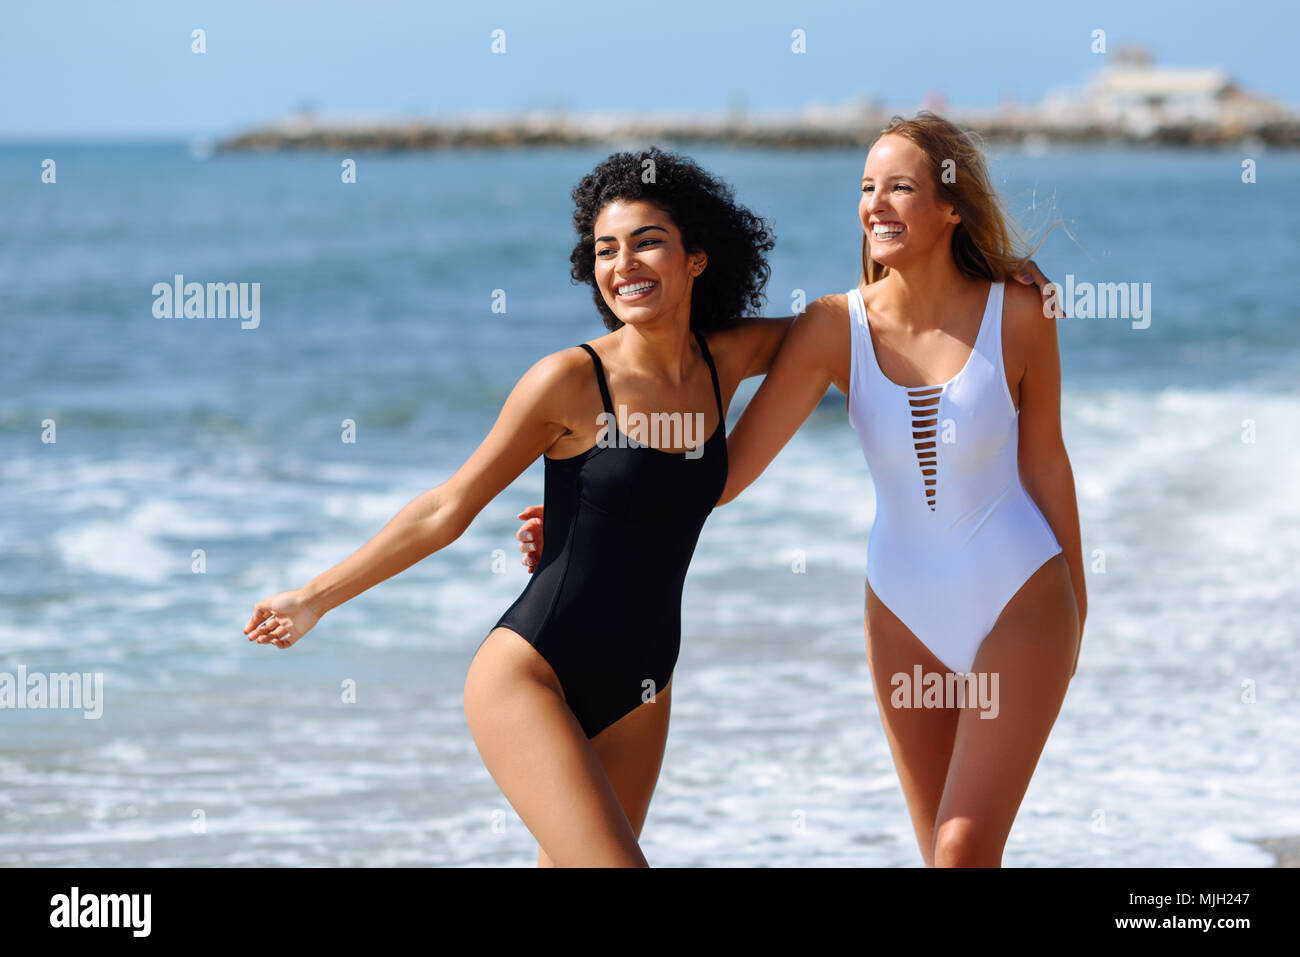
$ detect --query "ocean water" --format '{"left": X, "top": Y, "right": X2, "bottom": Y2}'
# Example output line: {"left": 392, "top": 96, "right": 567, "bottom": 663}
{"left": 1, "top": 143, "right": 1296, "bottom": 866}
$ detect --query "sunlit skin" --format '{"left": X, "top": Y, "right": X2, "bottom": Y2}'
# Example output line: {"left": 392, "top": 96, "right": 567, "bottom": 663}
{"left": 515, "top": 138, "right": 1083, "bottom": 867}
{"left": 595, "top": 203, "right": 703, "bottom": 330}
{"left": 240, "top": 196, "right": 791, "bottom": 867}
{"left": 857, "top": 134, "right": 1057, "bottom": 383}
{"left": 861, "top": 134, "right": 964, "bottom": 280}
{"left": 240, "top": 138, "right": 1070, "bottom": 867}
{"left": 543, "top": 200, "right": 715, "bottom": 460}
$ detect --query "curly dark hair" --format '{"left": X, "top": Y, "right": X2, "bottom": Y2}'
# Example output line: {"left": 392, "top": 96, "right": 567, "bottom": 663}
{"left": 569, "top": 146, "right": 775, "bottom": 332}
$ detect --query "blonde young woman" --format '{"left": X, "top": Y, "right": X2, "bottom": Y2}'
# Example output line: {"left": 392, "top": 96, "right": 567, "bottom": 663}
{"left": 518, "top": 113, "right": 1084, "bottom": 866}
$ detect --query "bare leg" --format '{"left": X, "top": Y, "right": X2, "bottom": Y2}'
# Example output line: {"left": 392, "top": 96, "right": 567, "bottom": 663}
{"left": 537, "top": 678, "right": 673, "bottom": 867}
{"left": 464, "top": 627, "right": 655, "bottom": 867}
{"left": 931, "top": 554, "right": 1080, "bottom": 867}
{"left": 864, "top": 585, "right": 960, "bottom": 866}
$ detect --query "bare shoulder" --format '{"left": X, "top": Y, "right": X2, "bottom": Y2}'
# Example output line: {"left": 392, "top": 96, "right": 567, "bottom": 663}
{"left": 502, "top": 345, "right": 605, "bottom": 428}
{"left": 520, "top": 344, "right": 598, "bottom": 391}
{"left": 774, "top": 293, "right": 852, "bottom": 391}
{"left": 795, "top": 292, "right": 851, "bottom": 340}
{"left": 1001, "top": 278, "right": 1059, "bottom": 356}
{"left": 807, "top": 291, "right": 850, "bottom": 317}
{"left": 1002, "top": 277, "right": 1047, "bottom": 323}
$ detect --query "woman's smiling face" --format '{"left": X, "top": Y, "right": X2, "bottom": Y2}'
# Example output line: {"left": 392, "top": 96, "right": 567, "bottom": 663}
{"left": 592, "top": 199, "right": 705, "bottom": 328}
{"left": 860, "top": 133, "right": 960, "bottom": 269}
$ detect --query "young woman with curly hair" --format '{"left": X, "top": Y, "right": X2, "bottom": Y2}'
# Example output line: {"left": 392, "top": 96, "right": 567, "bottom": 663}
{"left": 241, "top": 146, "right": 792, "bottom": 866}
{"left": 515, "top": 114, "right": 1080, "bottom": 867}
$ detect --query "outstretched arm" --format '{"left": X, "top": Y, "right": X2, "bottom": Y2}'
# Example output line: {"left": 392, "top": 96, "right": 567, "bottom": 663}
{"left": 718, "top": 296, "right": 849, "bottom": 506}
{"left": 243, "top": 350, "right": 582, "bottom": 647}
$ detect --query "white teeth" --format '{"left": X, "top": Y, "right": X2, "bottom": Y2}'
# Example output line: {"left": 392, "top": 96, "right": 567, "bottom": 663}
{"left": 617, "top": 281, "right": 656, "bottom": 296}
{"left": 872, "top": 224, "right": 903, "bottom": 238}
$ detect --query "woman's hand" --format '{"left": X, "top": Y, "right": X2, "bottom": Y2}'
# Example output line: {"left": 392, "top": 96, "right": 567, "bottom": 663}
{"left": 1014, "top": 259, "right": 1064, "bottom": 319}
{"left": 516, "top": 506, "right": 543, "bottom": 572}
{"left": 243, "top": 589, "right": 321, "bottom": 649}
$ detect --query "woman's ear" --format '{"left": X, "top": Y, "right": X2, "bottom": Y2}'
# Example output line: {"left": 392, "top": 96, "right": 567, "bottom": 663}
{"left": 690, "top": 251, "right": 708, "bottom": 276}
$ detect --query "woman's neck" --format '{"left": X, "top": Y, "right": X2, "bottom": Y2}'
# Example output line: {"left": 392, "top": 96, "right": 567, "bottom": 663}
{"left": 872, "top": 257, "right": 984, "bottom": 331}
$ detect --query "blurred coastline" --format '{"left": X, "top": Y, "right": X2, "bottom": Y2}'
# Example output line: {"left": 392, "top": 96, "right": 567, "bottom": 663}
{"left": 217, "top": 45, "right": 1300, "bottom": 153}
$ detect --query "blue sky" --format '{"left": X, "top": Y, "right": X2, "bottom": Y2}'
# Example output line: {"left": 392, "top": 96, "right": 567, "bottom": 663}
{"left": 2, "top": 0, "right": 1296, "bottom": 138}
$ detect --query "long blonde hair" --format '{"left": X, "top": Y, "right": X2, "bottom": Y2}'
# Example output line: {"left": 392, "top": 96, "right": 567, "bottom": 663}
{"left": 860, "top": 111, "right": 1029, "bottom": 286}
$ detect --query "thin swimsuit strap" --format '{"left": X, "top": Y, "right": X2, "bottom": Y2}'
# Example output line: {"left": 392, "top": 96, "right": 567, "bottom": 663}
{"left": 693, "top": 329, "right": 724, "bottom": 419}
{"left": 578, "top": 333, "right": 724, "bottom": 420}
{"left": 576, "top": 343, "right": 615, "bottom": 416}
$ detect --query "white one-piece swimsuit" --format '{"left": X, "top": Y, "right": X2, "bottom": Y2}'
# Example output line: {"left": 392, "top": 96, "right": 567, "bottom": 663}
{"left": 847, "top": 280, "right": 1062, "bottom": 674}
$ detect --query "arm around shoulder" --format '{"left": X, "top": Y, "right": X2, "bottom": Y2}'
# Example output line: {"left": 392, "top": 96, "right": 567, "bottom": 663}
{"left": 707, "top": 314, "right": 796, "bottom": 382}
{"left": 718, "top": 297, "right": 848, "bottom": 505}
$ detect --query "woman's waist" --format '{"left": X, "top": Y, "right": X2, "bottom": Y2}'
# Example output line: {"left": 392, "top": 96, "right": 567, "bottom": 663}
{"left": 535, "top": 530, "right": 702, "bottom": 582}
{"left": 506, "top": 570, "right": 688, "bottom": 633}
{"left": 869, "top": 482, "right": 1058, "bottom": 554}
{"left": 571, "top": 491, "right": 719, "bottom": 525}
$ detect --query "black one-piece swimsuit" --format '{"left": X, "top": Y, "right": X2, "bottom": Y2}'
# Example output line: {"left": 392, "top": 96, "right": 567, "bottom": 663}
{"left": 493, "top": 330, "right": 728, "bottom": 738}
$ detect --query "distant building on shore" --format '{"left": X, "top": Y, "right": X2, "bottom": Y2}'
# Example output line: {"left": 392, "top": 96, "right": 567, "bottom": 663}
{"left": 1039, "top": 44, "right": 1286, "bottom": 137}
